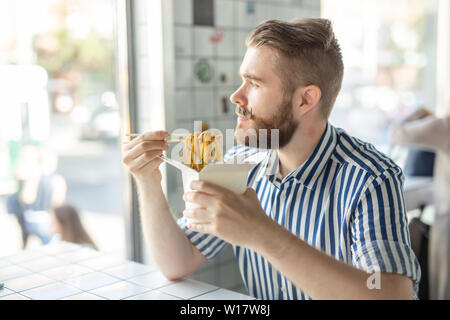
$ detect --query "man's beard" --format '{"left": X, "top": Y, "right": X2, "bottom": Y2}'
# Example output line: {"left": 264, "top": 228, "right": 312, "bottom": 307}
{"left": 235, "top": 95, "right": 298, "bottom": 150}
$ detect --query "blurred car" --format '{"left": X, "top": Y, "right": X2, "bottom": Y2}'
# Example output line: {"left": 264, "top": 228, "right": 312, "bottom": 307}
{"left": 80, "top": 105, "right": 120, "bottom": 143}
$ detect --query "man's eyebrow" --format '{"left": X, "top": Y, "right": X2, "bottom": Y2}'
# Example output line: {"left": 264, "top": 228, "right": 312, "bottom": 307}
{"left": 239, "top": 72, "right": 265, "bottom": 83}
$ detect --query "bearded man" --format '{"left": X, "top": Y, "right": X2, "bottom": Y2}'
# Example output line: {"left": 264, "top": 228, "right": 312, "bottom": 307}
{"left": 122, "top": 19, "right": 420, "bottom": 300}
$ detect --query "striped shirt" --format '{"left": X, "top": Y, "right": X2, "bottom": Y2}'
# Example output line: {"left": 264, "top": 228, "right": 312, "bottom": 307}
{"left": 177, "top": 122, "right": 421, "bottom": 300}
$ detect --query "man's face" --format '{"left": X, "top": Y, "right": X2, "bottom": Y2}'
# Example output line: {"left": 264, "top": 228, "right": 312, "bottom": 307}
{"left": 230, "top": 46, "right": 298, "bottom": 149}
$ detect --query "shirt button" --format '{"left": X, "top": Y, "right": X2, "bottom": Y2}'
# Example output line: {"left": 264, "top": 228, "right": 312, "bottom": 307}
{"left": 281, "top": 286, "right": 287, "bottom": 293}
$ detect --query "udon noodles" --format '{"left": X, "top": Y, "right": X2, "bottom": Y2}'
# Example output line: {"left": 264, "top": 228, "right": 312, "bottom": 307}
{"left": 179, "top": 131, "right": 223, "bottom": 172}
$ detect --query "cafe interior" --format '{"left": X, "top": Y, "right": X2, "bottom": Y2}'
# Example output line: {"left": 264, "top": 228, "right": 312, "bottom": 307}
{"left": 0, "top": 0, "right": 449, "bottom": 301}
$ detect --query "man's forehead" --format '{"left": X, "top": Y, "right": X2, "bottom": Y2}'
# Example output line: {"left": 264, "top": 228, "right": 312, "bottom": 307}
{"left": 239, "top": 46, "right": 279, "bottom": 78}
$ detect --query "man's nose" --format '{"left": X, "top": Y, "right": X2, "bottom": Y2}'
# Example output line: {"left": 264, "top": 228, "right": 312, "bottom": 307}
{"left": 230, "top": 85, "right": 247, "bottom": 107}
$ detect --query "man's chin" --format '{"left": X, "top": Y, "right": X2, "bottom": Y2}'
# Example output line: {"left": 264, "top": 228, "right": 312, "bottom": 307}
{"left": 235, "top": 119, "right": 255, "bottom": 132}
{"left": 233, "top": 135, "right": 246, "bottom": 147}
{"left": 233, "top": 122, "right": 251, "bottom": 143}
{"left": 233, "top": 127, "right": 245, "bottom": 146}
{"left": 234, "top": 133, "right": 260, "bottom": 149}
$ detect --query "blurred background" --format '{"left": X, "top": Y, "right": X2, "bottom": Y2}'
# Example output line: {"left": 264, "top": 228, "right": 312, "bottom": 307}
{"left": 0, "top": 0, "right": 449, "bottom": 295}
{"left": 0, "top": 0, "right": 126, "bottom": 258}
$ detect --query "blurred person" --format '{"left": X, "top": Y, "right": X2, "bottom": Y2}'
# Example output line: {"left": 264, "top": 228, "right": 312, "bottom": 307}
{"left": 390, "top": 108, "right": 450, "bottom": 300}
{"left": 50, "top": 205, "right": 97, "bottom": 250}
{"left": 6, "top": 145, "right": 67, "bottom": 248}
{"left": 123, "top": 19, "right": 420, "bottom": 300}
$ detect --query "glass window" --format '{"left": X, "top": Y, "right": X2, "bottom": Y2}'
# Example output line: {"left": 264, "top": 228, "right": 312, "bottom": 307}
{"left": 0, "top": 0, "right": 126, "bottom": 258}
{"left": 322, "top": 0, "right": 439, "bottom": 150}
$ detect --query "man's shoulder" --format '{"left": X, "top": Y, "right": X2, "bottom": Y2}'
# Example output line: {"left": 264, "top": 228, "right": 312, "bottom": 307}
{"left": 333, "top": 127, "right": 404, "bottom": 181}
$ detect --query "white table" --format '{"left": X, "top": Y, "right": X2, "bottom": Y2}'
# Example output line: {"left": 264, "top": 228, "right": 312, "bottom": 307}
{"left": 403, "top": 176, "right": 434, "bottom": 212}
{"left": 0, "top": 242, "right": 255, "bottom": 300}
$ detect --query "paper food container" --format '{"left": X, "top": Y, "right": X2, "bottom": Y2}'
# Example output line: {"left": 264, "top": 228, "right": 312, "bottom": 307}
{"left": 179, "top": 161, "right": 258, "bottom": 223}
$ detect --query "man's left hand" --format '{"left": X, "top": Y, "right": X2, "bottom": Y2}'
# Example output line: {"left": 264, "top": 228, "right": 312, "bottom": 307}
{"left": 182, "top": 180, "right": 272, "bottom": 247}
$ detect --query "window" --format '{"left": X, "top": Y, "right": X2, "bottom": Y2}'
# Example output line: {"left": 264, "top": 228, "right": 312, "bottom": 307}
{"left": 0, "top": 0, "right": 126, "bottom": 257}
{"left": 322, "top": 0, "right": 439, "bottom": 150}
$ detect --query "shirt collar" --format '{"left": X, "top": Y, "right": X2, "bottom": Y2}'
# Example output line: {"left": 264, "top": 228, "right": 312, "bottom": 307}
{"left": 258, "top": 122, "right": 338, "bottom": 190}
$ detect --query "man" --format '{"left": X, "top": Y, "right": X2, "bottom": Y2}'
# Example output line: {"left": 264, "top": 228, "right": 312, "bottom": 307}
{"left": 122, "top": 19, "right": 420, "bottom": 300}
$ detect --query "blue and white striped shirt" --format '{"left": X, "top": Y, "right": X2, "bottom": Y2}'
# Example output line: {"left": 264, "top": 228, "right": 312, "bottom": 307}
{"left": 177, "top": 122, "right": 421, "bottom": 300}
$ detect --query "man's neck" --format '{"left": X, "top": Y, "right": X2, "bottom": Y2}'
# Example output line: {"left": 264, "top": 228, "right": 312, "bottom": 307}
{"left": 277, "top": 120, "right": 327, "bottom": 179}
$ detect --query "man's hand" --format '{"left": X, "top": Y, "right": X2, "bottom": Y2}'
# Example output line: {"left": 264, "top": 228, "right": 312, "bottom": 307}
{"left": 122, "top": 130, "right": 169, "bottom": 186}
{"left": 182, "top": 181, "right": 272, "bottom": 247}
{"left": 405, "top": 107, "right": 433, "bottom": 122}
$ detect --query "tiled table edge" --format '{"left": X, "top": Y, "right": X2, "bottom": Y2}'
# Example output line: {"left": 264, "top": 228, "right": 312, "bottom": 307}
{"left": 1, "top": 243, "right": 255, "bottom": 300}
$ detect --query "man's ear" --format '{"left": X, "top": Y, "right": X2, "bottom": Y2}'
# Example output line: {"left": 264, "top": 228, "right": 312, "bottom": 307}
{"left": 293, "top": 85, "right": 322, "bottom": 116}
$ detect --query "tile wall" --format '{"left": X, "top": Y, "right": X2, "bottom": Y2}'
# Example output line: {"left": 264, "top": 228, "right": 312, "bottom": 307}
{"left": 132, "top": 0, "right": 320, "bottom": 295}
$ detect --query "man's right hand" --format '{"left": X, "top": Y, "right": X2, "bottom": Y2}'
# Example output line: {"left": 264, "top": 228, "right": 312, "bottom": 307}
{"left": 122, "top": 130, "right": 170, "bottom": 185}
{"left": 122, "top": 131, "right": 207, "bottom": 279}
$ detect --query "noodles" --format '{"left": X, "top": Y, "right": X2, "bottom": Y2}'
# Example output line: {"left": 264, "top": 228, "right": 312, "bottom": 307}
{"left": 180, "top": 131, "right": 223, "bottom": 172}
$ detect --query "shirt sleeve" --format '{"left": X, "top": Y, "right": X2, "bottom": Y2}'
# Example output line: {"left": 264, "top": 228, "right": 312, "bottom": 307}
{"left": 350, "top": 169, "right": 422, "bottom": 297}
{"left": 177, "top": 216, "right": 228, "bottom": 260}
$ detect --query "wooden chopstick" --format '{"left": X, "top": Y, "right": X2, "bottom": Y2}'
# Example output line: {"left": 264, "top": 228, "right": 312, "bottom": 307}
{"left": 123, "top": 131, "right": 223, "bottom": 144}
{"left": 125, "top": 133, "right": 189, "bottom": 137}
{"left": 125, "top": 132, "right": 223, "bottom": 137}
{"left": 122, "top": 139, "right": 182, "bottom": 144}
